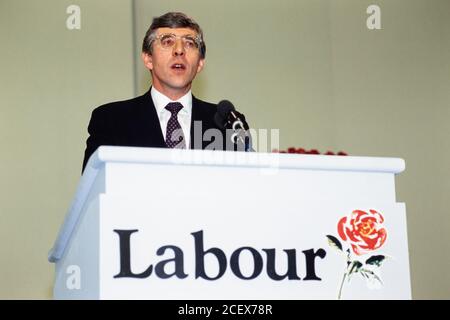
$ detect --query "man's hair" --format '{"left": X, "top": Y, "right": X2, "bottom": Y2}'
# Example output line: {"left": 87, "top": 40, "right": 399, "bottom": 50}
{"left": 142, "top": 12, "right": 206, "bottom": 59}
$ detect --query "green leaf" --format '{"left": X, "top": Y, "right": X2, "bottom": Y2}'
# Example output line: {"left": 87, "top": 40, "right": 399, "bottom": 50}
{"left": 366, "top": 255, "right": 386, "bottom": 267}
{"left": 326, "top": 235, "right": 343, "bottom": 251}
{"left": 348, "top": 261, "right": 363, "bottom": 276}
{"left": 360, "top": 271, "right": 369, "bottom": 279}
{"left": 360, "top": 268, "right": 383, "bottom": 285}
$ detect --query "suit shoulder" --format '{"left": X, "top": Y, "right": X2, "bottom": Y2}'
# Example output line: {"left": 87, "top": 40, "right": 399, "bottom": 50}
{"left": 193, "top": 96, "right": 218, "bottom": 114}
{"left": 91, "top": 93, "right": 147, "bottom": 117}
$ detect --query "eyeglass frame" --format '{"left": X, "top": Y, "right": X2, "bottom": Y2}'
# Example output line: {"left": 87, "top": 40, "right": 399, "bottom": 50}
{"left": 149, "top": 33, "right": 204, "bottom": 52}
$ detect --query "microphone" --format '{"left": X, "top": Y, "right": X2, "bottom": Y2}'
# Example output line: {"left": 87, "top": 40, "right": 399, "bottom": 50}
{"left": 214, "top": 100, "right": 252, "bottom": 151}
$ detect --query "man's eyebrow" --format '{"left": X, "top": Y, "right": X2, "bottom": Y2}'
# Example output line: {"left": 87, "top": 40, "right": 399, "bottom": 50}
{"left": 158, "top": 33, "right": 198, "bottom": 38}
{"left": 178, "top": 33, "right": 198, "bottom": 38}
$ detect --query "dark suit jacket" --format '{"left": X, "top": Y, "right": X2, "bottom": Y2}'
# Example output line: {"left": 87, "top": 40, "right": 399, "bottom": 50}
{"left": 82, "top": 89, "right": 227, "bottom": 172}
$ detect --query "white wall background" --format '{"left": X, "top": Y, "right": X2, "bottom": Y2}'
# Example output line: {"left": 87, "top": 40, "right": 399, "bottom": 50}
{"left": 0, "top": 0, "right": 448, "bottom": 299}
{"left": 0, "top": 0, "right": 135, "bottom": 298}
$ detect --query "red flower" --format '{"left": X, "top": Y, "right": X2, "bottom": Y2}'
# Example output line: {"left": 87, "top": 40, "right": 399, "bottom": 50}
{"left": 337, "top": 209, "right": 387, "bottom": 255}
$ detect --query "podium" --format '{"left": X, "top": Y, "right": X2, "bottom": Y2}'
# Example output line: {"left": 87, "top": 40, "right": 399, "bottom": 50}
{"left": 48, "top": 146, "right": 411, "bottom": 299}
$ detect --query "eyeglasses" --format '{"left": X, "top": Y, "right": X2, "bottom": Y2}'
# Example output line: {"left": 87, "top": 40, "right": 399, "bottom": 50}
{"left": 153, "top": 33, "right": 202, "bottom": 51}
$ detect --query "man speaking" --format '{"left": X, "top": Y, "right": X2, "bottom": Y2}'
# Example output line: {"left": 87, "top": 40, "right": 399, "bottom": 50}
{"left": 82, "top": 12, "right": 242, "bottom": 172}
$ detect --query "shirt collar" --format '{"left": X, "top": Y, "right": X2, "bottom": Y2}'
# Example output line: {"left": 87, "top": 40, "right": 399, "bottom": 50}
{"left": 151, "top": 87, "right": 192, "bottom": 115}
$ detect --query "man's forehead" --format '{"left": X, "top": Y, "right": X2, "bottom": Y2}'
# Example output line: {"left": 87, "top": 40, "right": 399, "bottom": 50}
{"left": 156, "top": 27, "right": 197, "bottom": 36}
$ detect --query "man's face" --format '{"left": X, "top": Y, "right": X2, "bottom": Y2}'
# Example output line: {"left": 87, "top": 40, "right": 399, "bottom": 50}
{"left": 142, "top": 27, "right": 205, "bottom": 99}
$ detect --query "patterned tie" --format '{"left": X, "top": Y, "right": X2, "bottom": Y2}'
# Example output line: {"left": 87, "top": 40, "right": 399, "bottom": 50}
{"left": 165, "top": 102, "right": 186, "bottom": 149}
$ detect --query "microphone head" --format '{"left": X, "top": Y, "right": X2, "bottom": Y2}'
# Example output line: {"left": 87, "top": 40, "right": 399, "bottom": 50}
{"left": 217, "top": 100, "right": 235, "bottom": 118}
{"left": 215, "top": 100, "right": 236, "bottom": 129}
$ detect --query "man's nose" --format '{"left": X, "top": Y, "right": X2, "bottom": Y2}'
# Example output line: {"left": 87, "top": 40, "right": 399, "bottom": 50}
{"left": 173, "top": 39, "right": 185, "bottom": 56}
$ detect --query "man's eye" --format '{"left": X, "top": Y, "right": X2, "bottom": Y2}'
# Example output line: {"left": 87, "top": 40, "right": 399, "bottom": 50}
{"left": 161, "top": 36, "right": 175, "bottom": 46}
{"left": 183, "top": 38, "right": 197, "bottom": 48}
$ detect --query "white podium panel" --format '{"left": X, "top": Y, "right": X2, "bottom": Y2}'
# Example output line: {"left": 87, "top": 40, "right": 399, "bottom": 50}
{"left": 49, "top": 147, "right": 410, "bottom": 299}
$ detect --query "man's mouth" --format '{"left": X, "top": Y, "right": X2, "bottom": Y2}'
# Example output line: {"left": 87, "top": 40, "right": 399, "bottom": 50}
{"left": 171, "top": 63, "right": 186, "bottom": 70}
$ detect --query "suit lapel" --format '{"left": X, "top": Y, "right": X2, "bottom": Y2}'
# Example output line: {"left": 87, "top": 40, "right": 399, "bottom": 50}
{"left": 190, "top": 95, "right": 206, "bottom": 149}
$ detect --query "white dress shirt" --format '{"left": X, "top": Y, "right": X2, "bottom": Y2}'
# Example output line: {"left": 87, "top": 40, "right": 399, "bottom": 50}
{"left": 151, "top": 87, "right": 192, "bottom": 149}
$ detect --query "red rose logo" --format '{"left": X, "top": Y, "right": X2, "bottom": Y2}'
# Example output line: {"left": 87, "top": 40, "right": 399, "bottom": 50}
{"left": 327, "top": 209, "right": 389, "bottom": 298}
{"left": 337, "top": 209, "right": 387, "bottom": 255}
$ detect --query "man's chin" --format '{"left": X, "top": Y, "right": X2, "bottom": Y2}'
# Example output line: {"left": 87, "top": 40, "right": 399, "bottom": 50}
{"left": 167, "top": 81, "right": 192, "bottom": 91}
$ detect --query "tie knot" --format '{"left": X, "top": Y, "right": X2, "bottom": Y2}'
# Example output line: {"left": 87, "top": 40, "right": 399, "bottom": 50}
{"left": 165, "top": 102, "right": 183, "bottom": 115}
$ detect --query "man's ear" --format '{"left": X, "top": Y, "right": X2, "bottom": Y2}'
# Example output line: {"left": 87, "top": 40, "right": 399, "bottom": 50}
{"left": 142, "top": 52, "right": 153, "bottom": 71}
{"left": 196, "top": 58, "right": 205, "bottom": 74}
